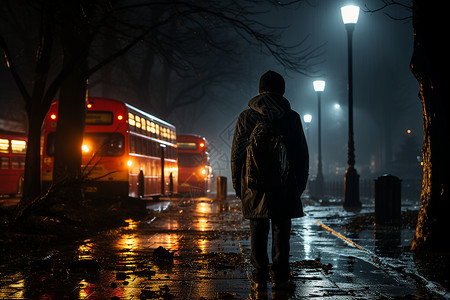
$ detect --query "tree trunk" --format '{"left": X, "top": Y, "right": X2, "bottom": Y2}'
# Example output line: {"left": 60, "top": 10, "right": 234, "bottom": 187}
{"left": 21, "top": 107, "right": 45, "bottom": 205}
{"left": 51, "top": 2, "right": 90, "bottom": 200}
{"left": 411, "top": 0, "right": 450, "bottom": 251}
{"left": 52, "top": 59, "right": 88, "bottom": 190}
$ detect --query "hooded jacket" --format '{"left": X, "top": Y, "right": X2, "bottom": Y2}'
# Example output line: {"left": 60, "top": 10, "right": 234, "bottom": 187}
{"left": 231, "top": 92, "right": 309, "bottom": 219}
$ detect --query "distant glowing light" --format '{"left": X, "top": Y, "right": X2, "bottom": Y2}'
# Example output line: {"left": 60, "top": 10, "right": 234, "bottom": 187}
{"left": 334, "top": 103, "right": 341, "bottom": 109}
{"left": 117, "top": 115, "right": 123, "bottom": 121}
{"left": 127, "top": 160, "right": 132, "bottom": 167}
{"left": 87, "top": 103, "right": 92, "bottom": 108}
{"left": 201, "top": 168, "right": 207, "bottom": 175}
{"left": 50, "top": 114, "right": 57, "bottom": 120}
{"left": 407, "top": 129, "right": 412, "bottom": 135}
{"left": 82, "top": 144, "right": 90, "bottom": 153}
{"left": 303, "top": 114, "right": 312, "bottom": 123}
{"left": 199, "top": 142, "right": 205, "bottom": 148}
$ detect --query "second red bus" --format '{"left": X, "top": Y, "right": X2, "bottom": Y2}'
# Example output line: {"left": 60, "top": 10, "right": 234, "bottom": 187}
{"left": 177, "top": 134, "right": 212, "bottom": 195}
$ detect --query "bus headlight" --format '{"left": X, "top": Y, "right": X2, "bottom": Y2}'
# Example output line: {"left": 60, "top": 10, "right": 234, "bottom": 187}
{"left": 82, "top": 144, "right": 90, "bottom": 153}
{"left": 127, "top": 160, "right": 132, "bottom": 167}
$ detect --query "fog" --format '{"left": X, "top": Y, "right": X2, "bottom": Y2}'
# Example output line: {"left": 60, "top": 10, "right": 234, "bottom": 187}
{"left": 187, "top": 1, "right": 420, "bottom": 184}
{"left": 0, "top": 0, "right": 421, "bottom": 186}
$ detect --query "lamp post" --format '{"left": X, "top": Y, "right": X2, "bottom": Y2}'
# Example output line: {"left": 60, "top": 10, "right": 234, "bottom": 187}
{"left": 303, "top": 114, "right": 312, "bottom": 142}
{"left": 313, "top": 80, "right": 325, "bottom": 198}
{"left": 341, "top": 5, "right": 361, "bottom": 209}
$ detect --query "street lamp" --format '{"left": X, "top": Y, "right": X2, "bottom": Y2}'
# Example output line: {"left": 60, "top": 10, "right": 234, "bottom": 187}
{"left": 313, "top": 80, "right": 325, "bottom": 198}
{"left": 303, "top": 114, "right": 312, "bottom": 142}
{"left": 341, "top": 5, "right": 361, "bottom": 209}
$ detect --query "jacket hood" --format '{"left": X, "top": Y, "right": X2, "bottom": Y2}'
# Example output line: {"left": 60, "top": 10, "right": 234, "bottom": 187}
{"left": 248, "top": 92, "right": 291, "bottom": 120}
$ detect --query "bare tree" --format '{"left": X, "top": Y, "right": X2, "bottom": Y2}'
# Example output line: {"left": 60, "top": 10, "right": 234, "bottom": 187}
{"left": 366, "top": 0, "right": 450, "bottom": 251}
{"left": 1, "top": 0, "right": 60, "bottom": 204}
{"left": 1, "top": 0, "right": 320, "bottom": 205}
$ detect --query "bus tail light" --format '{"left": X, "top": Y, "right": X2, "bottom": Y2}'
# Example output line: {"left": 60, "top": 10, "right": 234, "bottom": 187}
{"left": 117, "top": 115, "right": 123, "bottom": 121}
{"left": 50, "top": 114, "right": 57, "bottom": 120}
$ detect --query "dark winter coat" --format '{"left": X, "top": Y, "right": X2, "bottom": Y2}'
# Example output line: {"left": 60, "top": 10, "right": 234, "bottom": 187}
{"left": 230, "top": 92, "right": 309, "bottom": 219}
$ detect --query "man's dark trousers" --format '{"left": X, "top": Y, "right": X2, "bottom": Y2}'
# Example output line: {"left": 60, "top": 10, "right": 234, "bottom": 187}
{"left": 250, "top": 217, "right": 292, "bottom": 283}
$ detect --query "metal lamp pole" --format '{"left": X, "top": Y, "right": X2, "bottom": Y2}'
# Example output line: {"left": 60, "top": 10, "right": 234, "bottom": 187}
{"left": 313, "top": 80, "right": 325, "bottom": 198}
{"left": 341, "top": 5, "right": 361, "bottom": 209}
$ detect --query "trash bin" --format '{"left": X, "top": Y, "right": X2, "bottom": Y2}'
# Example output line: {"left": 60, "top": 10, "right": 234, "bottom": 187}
{"left": 374, "top": 174, "right": 401, "bottom": 225}
{"left": 217, "top": 176, "right": 227, "bottom": 201}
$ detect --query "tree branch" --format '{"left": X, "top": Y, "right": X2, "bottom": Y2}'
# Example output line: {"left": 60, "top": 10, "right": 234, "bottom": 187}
{"left": 0, "top": 35, "right": 31, "bottom": 105}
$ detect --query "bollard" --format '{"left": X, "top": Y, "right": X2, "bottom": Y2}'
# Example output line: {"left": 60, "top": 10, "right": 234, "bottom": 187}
{"left": 216, "top": 176, "right": 227, "bottom": 201}
{"left": 374, "top": 174, "right": 401, "bottom": 225}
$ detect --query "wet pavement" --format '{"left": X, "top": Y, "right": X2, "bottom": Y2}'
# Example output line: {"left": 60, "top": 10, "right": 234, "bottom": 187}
{"left": 1, "top": 194, "right": 449, "bottom": 299}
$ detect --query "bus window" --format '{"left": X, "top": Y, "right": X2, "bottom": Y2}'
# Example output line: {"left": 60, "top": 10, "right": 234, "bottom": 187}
{"left": 135, "top": 115, "right": 141, "bottom": 133}
{"left": 0, "top": 139, "right": 9, "bottom": 154}
{"left": 128, "top": 113, "right": 136, "bottom": 129}
{"left": 46, "top": 133, "right": 56, "bottom": 156}
{"left": 47, "top": 132, "right": 124, "bottom": 157}
{"left": 150, "top": 122, "right": 156, "bottom": 137}
{"left": 178, "top": 153, "right": 204, "bottom": 167}
{"left": 11, "top": 140, "right": 26, "bottom": 154}
{"left": 1, "top": 157, "right": 9, "bottom": 169}
{"left": 85, "top": 111, "right": 113, "bottom": 125}
{"left": 129, "top": 135, "right": 136, "bottom": 153}
{"left": 146, "top": 120, "right": 151, "bottom": 136}
{"left": 178, "top": 142, "right": 197, "bottom": 150}
{"left": 155, "top": 124, "right": 160, "bottom": 138}
{"left": 135, "top": 136, "right": 142, "bottom": 154}
{"left": 142, "top": 139, "right": 148, "bottom": 155}
{"left": 11, "top": 156, "right": 25, "bottom": 169}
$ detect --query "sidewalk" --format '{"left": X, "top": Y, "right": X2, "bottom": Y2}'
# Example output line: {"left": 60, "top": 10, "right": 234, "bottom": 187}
{"left": 1, "top": 194, "right": 449, "bottom": 299}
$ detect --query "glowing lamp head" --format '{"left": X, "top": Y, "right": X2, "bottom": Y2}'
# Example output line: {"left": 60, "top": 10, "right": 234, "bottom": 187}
{"left": 313, "top": 80, "right": 326, "bottom": 92}
{"left": 341, "top": 5, "right": 360, "bottom": 24}
{"left": 303, "top": 114, "right": 312, "bottom": 123}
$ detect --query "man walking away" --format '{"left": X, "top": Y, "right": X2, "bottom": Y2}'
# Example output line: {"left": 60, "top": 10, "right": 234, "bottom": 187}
{"left": 231, "top": 70, "right": 309, "bottom": 292}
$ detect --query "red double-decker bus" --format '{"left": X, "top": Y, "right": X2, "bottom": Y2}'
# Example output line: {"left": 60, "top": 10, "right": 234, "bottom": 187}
{"left": 0, "top": 130, "right": 27, "bottom": 196}
{"left": 177, "top": 134, "right": 212, "bottom": 195}
{"left": 42, "top": 97, "right": 178, "bottom": 198}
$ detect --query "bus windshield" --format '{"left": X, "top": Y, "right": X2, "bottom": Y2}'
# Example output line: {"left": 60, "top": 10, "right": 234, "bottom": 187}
{"left": 46, "top": 132, "right": 125, "bottom": 157}
{"left": 178, "top": 153, "right": 204, "bottom": 167}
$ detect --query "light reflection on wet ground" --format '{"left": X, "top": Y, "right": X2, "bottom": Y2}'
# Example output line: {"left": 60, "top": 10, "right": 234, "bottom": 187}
{"left": 1, "top": 195, "right": 448, "bottom": 299}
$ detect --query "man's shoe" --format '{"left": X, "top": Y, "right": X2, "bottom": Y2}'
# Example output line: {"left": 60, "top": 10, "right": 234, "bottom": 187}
{"left": 271, "top": 280, "right": 295, "bottom": 291}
